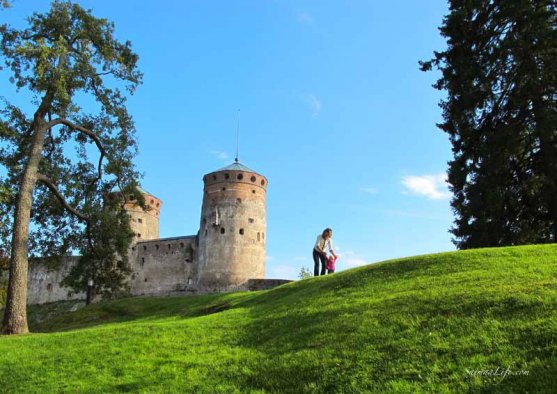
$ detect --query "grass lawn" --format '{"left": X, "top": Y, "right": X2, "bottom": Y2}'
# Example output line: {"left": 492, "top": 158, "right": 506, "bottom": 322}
{"left": 1, "top": 244, "right": 556, "bottom": 393}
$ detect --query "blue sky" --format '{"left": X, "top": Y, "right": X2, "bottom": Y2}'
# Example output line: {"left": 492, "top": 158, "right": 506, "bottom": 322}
{"left": 2, "top": 1, "right": 453, "bottom": 279}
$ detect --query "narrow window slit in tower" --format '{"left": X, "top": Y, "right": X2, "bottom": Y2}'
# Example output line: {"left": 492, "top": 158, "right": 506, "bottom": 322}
{"left": 239, "top": 228, "right": 244, "bottom": 235}
{"left": 138, "top": 218, "right": 143, "bottom": 223}
{"left": 143, "top": 245, "right": 147, "bottom": 251}
{"left": 248, "top": 218, "right": 254, "bottom": 224}
{"left": 221, "top": 228, "right": 225, "bottom": 234}
{"left": 257, "top": 232, "right": 261, "bottom": 241}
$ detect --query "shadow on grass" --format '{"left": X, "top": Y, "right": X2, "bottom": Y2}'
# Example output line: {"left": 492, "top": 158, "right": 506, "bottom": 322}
{"left": 28, "top": 292, "right": 254, "bottom": 333}
{"left": 476, "top": 360, "right": 557, "bottom": 394}
{"left": 204, "top": 250, "right": 557, "bottom": 393}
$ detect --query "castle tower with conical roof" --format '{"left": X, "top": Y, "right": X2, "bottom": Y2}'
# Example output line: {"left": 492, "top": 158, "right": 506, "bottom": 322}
{"left": 196, "top": 161, "right": 267, "bottom": 291}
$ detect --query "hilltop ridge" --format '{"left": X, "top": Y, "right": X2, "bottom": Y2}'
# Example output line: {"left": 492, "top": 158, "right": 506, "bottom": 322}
{"left": 1, "top": 244, "right": 556, "bottom": 393}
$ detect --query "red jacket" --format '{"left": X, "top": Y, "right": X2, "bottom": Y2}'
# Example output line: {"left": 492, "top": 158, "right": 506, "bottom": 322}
{"left": 325, "top": 255, "right": 337, "bottom": 271}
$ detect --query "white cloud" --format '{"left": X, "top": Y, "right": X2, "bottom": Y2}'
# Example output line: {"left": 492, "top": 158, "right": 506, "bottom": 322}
{"left": 297, "top": 11, "right": 314, "bottom": 24}
{"left": 360, "top": 187, "right": 378, "bottom": 195}
{"left": 267, "top": 264, "right": 298, "bottom": 280}
{"left": 300, "top": 93, "right": 321, "bottom": 116}
{"left": 401, "top": 173, "right": 450, "bottom": 200}
{"left": 210, "top": 150, "right": 229, "bottom": 160}
{"left": 338, "top": 250, "right": 369, "bottom": 269}
{"left": 343, "top": 257, "right": 368, "bottom": 268}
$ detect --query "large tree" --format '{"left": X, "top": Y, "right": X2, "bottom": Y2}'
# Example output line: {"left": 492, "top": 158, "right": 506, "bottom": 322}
{"left": 0, "top": 1, "right": 142, "bottom": 334}
{"left": 420, "top": 0, "right": 556, "bottom": 249}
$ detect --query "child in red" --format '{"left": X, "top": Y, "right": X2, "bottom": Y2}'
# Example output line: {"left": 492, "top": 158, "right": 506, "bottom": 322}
{"left": 325, "top": 254, "right": 337, "bottom": 274}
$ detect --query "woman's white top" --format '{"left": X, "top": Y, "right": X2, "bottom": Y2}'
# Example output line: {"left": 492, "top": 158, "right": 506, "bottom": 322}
{"left": 314, "top": 235, "right": 333, "bottom": 252}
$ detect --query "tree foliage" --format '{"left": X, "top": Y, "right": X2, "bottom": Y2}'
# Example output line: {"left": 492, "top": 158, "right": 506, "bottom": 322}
{"left": 61, "top": 192, "right": 141, "bottom": 300}
{"left": 298, "top": 266, "right": 312, "bottom": 280}
{"left": 421, "top": 0, "right": 557, "bottom": 248}
{"left": 0, "top": 1, "right": 142, "bottom": 333}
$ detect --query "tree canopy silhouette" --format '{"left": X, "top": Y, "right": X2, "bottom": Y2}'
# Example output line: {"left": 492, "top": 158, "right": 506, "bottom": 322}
{"left": 421, "top": 0, "right": 557, "bottom": 248}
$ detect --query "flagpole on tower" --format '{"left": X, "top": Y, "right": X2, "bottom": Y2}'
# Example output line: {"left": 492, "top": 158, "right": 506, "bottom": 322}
{"left": 235, "top": 109, "right": 240, "bottom": 163}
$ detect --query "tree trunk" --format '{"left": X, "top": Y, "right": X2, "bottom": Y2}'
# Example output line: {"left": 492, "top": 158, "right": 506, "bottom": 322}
{"left": 1, "top": 119, "right": 47, "bottom": 335}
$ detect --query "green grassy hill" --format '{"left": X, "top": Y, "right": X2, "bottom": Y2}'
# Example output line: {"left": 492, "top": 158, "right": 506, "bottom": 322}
{"left": 1, "top": 244, "right": 556, "bottom": 393}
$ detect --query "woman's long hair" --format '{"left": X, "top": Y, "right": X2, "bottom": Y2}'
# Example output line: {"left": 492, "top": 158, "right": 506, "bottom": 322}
{"left": 322, "top": 228, "right": 332, "bottom": 238}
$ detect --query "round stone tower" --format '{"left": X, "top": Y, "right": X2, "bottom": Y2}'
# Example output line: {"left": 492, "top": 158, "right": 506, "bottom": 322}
{"left": 196, "top": 161, "right": 267, "bottom": 291}
{"left": 122, "top": 187, "right": 162, "bottom": 243}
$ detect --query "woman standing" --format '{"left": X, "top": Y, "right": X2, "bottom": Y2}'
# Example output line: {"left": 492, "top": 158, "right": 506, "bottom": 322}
{"left": 313, "top": 228, "right": 337, "bottom": 276}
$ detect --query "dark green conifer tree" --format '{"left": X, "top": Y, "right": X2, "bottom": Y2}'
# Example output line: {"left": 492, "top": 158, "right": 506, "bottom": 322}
{"left": 421, "top": 0, "right": 556, "bottom": 248}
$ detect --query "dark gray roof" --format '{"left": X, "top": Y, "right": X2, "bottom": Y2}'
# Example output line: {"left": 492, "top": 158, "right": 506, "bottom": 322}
{"left": 111, "top": 185, "right": 156, "bottom": 198}
{"left": 216, "top": 161, "right": 256, "bottom": 173}
{"left": 135, "top": 235, "right": 197, "bottom": 244}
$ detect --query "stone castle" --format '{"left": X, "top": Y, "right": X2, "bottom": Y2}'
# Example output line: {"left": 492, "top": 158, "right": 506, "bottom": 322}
{"left": 26, "top": 161, "right": 289, "bottom": 305}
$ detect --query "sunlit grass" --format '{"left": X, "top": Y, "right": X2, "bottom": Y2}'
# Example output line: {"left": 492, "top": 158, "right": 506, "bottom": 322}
{"left": 1, "top": 244, "right": 556, "bottom": 393}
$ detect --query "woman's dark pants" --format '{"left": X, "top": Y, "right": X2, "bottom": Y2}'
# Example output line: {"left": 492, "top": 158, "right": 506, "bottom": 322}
{"left": 313, "top": 249, "right": 326, "bottom": 276}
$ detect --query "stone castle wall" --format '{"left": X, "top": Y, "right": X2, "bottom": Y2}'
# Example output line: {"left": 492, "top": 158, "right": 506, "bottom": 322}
{"left": 26, "top": 257, "right": 85, "bottom": 305}
{"left": 19, "top": 235, "right": 199, "bottom": 305}
{"left": 128, "top": 236, "right": 197, "bottom": 296}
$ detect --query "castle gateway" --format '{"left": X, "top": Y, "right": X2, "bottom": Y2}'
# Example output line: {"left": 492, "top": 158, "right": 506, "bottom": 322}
{"left": 25, "top": 161, "right": 288, "bottom": 305}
